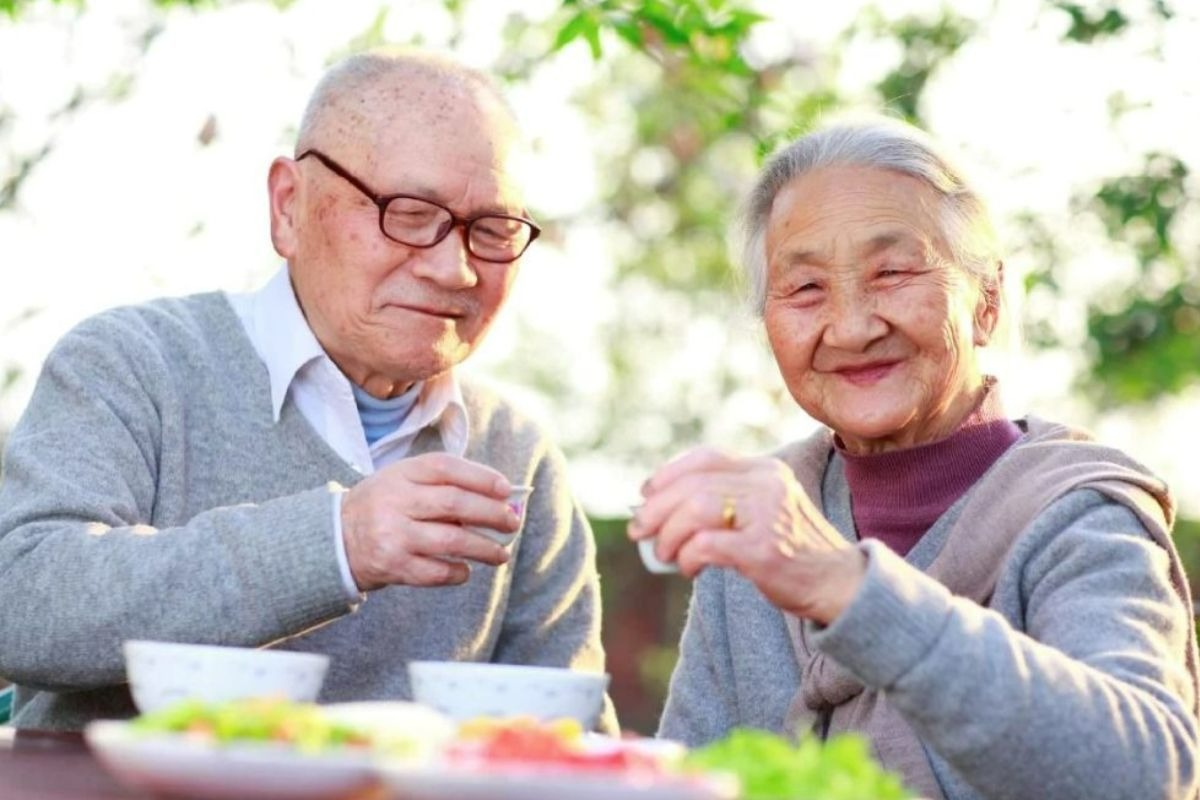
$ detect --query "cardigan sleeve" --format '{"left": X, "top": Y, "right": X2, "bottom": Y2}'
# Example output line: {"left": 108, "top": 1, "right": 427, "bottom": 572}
{"left": 0, "top": 312, "right": 354, "bottom": 692}
{"left": 813, "top": 489, "right": 1198, "bottom": 800}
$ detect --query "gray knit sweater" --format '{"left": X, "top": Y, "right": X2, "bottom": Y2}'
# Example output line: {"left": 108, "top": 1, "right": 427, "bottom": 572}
{"left": 0, "top": 293, "right": 612, "bottom": 731}
{"left": 660, "top": 452, "right": 1198, "bottom": 800}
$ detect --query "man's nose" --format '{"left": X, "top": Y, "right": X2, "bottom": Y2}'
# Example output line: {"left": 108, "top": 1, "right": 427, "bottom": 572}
{"left": 411, "top": 225, "right": 478, "bottom": 289}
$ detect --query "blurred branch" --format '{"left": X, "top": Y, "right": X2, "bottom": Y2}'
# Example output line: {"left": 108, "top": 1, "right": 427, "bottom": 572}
{"left": 861, "top": 7, "right": 976, "bottom": 124}
{"left": 0, "top": 143, "right": 51, "bottom": 210}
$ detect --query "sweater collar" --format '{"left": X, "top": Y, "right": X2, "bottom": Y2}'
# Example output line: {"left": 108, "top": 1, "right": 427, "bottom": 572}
{"left": 836, "top": 379, "right": 1023, "bottom": 516}
{"left": 246, "top": 266, "right": 468, "bottom": 453}
{"left": 250, "top": 267, "right": 325, "bottom": 420}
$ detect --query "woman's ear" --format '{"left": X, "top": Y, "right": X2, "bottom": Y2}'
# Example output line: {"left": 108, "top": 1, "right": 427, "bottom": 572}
{"left": 267, "top": 156, "right": 302, "bottom": 259}
{"left": 973, "top": 261, "right": 1004, "bottom": 346}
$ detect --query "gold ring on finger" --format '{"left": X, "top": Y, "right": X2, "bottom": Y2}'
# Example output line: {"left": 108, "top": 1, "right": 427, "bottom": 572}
{"left": 721, "top": 494, "right": 737, "bottom": 529}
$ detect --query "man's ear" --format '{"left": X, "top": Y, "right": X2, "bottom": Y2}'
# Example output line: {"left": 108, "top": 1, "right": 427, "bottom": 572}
{"left": 267, "top": 157, "right": 301, "bottom": 259}
{"left": 973, "top": 260, "right": 1004, "bottom": 346}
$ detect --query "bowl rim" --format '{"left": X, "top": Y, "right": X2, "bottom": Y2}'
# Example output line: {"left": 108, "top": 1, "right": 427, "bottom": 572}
{"left": 406, "top": 660, "right": 610, "bottom": 684}
{"left": 123, "top": 639, "right": 330, "bottom": 667}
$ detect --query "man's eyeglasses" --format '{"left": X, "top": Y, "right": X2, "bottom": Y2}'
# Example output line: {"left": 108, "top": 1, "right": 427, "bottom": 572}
{"left": 296, "top": 149, "right": 540, "bottom": 264}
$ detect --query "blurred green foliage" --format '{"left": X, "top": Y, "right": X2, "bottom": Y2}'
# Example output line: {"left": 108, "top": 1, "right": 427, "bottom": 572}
{"left": 552, "top": 0, "right": 765, "bottom": 67}
{"left": 1082, "top": 155, "right": 1200, "bottom": 404}
{"left": 1053, "top": 2, "right": 1130, "bottom": 42}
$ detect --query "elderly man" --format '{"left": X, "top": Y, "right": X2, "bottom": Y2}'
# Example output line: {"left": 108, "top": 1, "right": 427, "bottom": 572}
{"left": 0, "top": 50, "right": 613, "bottom": 731}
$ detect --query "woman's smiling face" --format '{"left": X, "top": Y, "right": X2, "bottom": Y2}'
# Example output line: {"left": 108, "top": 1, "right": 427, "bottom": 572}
{"left": 762, "top": 165, "right": 996, "bottom": 454}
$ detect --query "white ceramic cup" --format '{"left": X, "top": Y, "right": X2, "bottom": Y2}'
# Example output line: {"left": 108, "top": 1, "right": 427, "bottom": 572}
{"left": 468, "top": 484, "right": 534, "bottom": 545}
{"left": 631, "top": 503, "right": 680, "bottom": 574}
{"left": 637, "top": 537, "right": 680, "bottom": 574}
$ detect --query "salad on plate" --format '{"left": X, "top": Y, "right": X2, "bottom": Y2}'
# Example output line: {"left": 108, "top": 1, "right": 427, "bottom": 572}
{"left": 87, "top": 696, "right": 914, "bottom": 800}
{"left": 379, "top": 714, "right": 737, "bottom": 800}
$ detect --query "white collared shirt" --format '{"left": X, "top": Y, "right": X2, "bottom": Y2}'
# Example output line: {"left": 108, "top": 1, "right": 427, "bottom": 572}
{"left": 226, "top": 266, "right": 470, "bottom": 599}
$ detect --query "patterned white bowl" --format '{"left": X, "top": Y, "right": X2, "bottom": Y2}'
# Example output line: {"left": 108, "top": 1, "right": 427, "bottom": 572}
{"left": 124, "top": 640, "right": 329, "bottom": 713}
{"left": 407, "top": 661, "right": 609, "bottom": 729}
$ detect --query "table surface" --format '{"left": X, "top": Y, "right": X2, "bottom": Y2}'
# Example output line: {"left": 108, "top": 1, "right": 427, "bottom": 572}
{"left": 0, "top": 727, "right": 385, "bottom": 800}
{"left": 0, "top": 728, "right": 142, "bottom": 799}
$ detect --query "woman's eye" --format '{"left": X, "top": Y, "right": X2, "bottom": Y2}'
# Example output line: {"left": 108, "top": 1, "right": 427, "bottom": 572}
{"left": 782, "top": 282, "right": 822, "bottom": 304}
{"left": 767, "top": 273, "right": 822, "bottom": 302}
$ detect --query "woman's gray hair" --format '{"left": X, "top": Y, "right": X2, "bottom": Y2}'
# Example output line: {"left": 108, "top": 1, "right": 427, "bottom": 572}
{"left": 740, "top": 115, "right": 1003, "bottom": 318}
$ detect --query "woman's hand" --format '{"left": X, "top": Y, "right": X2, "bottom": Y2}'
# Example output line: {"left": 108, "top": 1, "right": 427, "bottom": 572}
{"left": 628, "top": 447, "right": 866, "bottom": 625}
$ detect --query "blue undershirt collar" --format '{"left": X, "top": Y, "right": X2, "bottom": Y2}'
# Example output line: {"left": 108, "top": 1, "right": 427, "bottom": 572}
{"left": 351, "top": 382, "right": 422, "bottom": 446}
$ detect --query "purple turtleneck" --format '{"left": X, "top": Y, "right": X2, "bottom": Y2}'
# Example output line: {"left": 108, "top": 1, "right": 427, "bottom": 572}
{"left": 837, "top": 384, "right": 1023, "bottom": 557}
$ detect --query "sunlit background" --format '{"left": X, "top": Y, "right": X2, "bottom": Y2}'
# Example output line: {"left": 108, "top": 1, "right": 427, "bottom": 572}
{"left": 2, "top": 0, "right": 1198, "bottom": 730}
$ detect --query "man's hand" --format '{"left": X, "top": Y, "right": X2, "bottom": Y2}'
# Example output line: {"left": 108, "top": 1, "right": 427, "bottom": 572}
{"left": 340, "top": 453, "right": 520, "bottom": 591}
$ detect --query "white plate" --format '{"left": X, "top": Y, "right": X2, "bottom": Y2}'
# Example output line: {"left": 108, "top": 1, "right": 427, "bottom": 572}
{"left": 84, "top": 719, "right": 377, "bottom": 800}
{"left": 377, "top": 736, "right": 738, "bottom": 800}
{"left": 380, "top": 763, "right": 738, "bottom": 800}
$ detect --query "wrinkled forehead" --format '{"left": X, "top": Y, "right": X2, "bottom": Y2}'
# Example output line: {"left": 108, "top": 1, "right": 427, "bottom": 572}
{"left": 317, "top": 79, "right": 526, "bottom": 208}
{"left": 766, "top": 166, "right": 949, "bottom": 257}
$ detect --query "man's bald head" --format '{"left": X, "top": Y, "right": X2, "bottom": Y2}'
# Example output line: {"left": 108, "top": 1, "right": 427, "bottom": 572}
{"left": 296, "top": 50, "right": 518, "bottom": 158}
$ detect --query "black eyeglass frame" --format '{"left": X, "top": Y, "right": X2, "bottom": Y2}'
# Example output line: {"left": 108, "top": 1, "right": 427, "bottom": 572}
{"left": 296, "top": 148, "right": 541, "bottom": 263}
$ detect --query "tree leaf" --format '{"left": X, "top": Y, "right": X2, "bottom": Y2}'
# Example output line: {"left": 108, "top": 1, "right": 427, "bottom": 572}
{"left": 582, "top": 19, "right": 603, "bottom": 59}
{"left": 1053, "top": 2, "right": 1129, "bottom": 43}
{"left": 551, "top": 10, "right": 591, "bottom": 52}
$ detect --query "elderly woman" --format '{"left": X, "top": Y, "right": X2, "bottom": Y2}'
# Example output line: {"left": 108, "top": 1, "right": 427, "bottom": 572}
{"left": 628, "top": 117, "right": 1199, "bottom": 800}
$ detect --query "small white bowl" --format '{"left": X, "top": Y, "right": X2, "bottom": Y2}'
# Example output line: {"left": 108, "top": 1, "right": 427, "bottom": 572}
{"left": 124, "top": 640, "right": 329, "bottom": 713}
{"left": 407, "top": 661, "right": 609, "bottom": 729}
